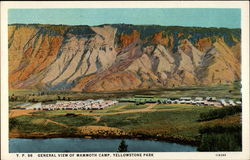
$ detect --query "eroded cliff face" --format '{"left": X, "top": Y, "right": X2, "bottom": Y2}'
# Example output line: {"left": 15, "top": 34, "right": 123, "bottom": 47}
{"left": 8, "top": 24, "right": 241, "bottom": 92}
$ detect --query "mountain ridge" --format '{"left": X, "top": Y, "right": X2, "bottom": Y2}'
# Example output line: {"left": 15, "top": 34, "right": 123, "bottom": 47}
{"left": 8, "top": 24, "right": 241, "bottom": 92}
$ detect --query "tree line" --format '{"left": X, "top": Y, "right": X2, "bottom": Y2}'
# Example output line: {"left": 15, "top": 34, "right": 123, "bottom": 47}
{"left": 198, "top": 105, "right": 241, "bottom": 121}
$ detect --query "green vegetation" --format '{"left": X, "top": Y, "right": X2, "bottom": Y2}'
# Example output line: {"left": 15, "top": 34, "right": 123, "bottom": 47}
{"left": 117, "top": 139, "right": 128, "bottom": 152}
{"left": 9, "top": 81, "right": 242, "bottom": 151}
{"left": 112, "top": 24, "right": 240, "bottom": 42}
{"left": 49, "top": 115, "right": 96, "bottom": 127}
{"left": 199, "top": 124, "right": 241, "bottom": 134}
{"left": 197, "top": 105, "right": 242, "bottom": 151}
{"left": 95, "top": 106, "right": 214, "bottom": 141}
{"left": 9, "top": 102, "right": 241, "bottom": 151}
{"left": 198, "top": 125, "right": 241, "bottom": 151}
{"left": 12, "top": 115, "right": 73, "bottom": 133}
{"left": 9, "top": 102, "right": 26, "bottom": 109}
{"left": 153, "top": 104, "right": 200, "bottom": 109}
{"left": 9, "top": 82, "right": 241, "bottom": 106}
{"left": 119, "top": 97, "right": 165, "bottom": 104}
{"left": 112, "top": 24, "right": 240, "bottom": 52}
{"left": 199, "top": 106, "right": 241, "bottom": 121}
{"left": 10, "top": 104, "right": 215, "bottom": 141}
{"left": 122, "top": 104, "right": 148, "bottom": 110}
{"left": 9, "top": 117, "right": 19, "bottom": 130}
{"left": 94, "top": 103, "right": 132, "bottom": 113}
{"left": 10, "top": 114, "right": 95, "bottom": 134}
{"left": 9, "top": 89, "right": 38, "bottom": 97}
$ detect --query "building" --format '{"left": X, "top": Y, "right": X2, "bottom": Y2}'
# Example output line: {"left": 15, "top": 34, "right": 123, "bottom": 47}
{"left": 236, "top": 101, "right": 242, "bottom": 105}
{"left": 206, "top": 97, "right": 217, "bottom": 101}
{"left": 26, "top": 103, "right": 42, "bottom": 110}
{"left": 195, "top": 97, "right": 203, "bottom": 101}
{"left": 180, "top": 97, "right": 192, "bottom": 101}
{"left": 219, "top": 99, "right": 229, "bottom": 107}
{"left": 228, "top": 100, "right": 236, "bottom": 106}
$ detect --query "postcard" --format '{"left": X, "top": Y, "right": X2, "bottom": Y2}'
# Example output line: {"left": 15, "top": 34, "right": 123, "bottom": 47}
{"left": 1, "top": 1, "right": 249, "bottom": 160}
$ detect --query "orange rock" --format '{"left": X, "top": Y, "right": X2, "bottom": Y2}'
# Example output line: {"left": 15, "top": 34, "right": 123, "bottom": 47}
{"left": 152, "top": 32, "right": 168, "bottom": 46}
{"left": 179, "top": 40, "right": 192, "bottom": 52}
{"left": 86, "top": 72, "right": 141, "bottom": 92}
{"left": 177, "top": 32, "right": 184, "bottom": 37}
{"left": 152, "top": 32, "right": 175, "bottom": 49}
{"left": 231, "top": 42, "right": 241, "bottom": 61}
{"left": 35, "top": 36, "right": 63, "bottom": 73}
{"left": 195, "top": 37, "right": 212, "bottom": 52}
{"left": 71, "top": 74, "right": 97, "bottom": 92}
{"left": 119, "top": 30, "right": 140, "bottom": 48}
{"left": 9, "top": 33, "right": 63, "bottom": 87}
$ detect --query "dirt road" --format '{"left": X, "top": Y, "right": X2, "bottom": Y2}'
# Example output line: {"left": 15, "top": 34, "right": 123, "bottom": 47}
{"left": 9, "top": 109, "right": 39, "bottom": 118}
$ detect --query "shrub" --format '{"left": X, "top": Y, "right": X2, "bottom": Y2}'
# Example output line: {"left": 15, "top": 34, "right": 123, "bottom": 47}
{"left": 198, "top": 125, "right": 241, "bottom": 151}
{"left": 199, "top": 106, "right": 241, "bottom": 121}
{"left": 9, "top": 117, "right": 19, "bottom": 131}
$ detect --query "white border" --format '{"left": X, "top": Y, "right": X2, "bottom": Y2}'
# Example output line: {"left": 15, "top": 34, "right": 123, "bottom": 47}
{"left": 1, "top": 1, "right": 249, "bottom": 160}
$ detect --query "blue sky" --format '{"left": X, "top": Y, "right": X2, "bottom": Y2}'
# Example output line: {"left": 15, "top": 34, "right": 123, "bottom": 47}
{"left": 8, "top": 8, "right": 241, "bottom": 28}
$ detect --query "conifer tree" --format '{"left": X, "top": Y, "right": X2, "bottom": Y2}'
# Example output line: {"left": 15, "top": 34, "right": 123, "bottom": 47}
{"left": 117, "top": 139, "right": 128, "bottom": 152}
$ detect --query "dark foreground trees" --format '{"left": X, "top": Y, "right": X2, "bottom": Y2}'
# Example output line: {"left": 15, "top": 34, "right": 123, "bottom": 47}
{"left": 198, "top": 105, "right": 242, "bottom": 151}
{"left": 198, "top": 125, "right": 241, "bottom": 151}
{"left": 9, "top": 117, "right": 19, "bottom": 131}
{"left": 117, "top": 139, "right": 128, "bottom": 152}
{"left": 199, "top": 105, "right": 241, "bottom": 121}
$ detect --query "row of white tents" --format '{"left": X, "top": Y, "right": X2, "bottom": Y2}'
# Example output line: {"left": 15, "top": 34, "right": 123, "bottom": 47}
{"left": 160, "top": 97, "right": 241, "bottom": 107}
{"left": 25, "top": 99, "right": 118, "bottom": 110}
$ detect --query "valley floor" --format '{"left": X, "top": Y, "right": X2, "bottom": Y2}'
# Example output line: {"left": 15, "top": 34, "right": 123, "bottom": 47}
{"left": 9, "top": 103, "right": 241, "bottom": 147}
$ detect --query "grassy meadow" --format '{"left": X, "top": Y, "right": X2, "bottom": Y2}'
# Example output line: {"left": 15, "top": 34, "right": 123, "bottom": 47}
{"left": 10, "top": 104, "right": 212, "bottom": 139}
{"left": 9, "top": 82, "right": 241, "bottom": 105}
{"left": 9, "top": 102, "right": 241, "bottom": 150}
{"left": 9, "top": 82, "right": 242, "bottom": 151}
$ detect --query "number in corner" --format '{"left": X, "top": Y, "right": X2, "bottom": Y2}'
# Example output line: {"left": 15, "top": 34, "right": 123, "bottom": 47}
{"left": 215, "top": 153, "right": 226, "bottom": 157}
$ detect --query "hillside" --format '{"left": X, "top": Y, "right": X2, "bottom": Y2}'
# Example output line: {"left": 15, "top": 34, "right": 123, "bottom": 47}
{"left": 8, "top": 24, "right": 241, "bottom": 92}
